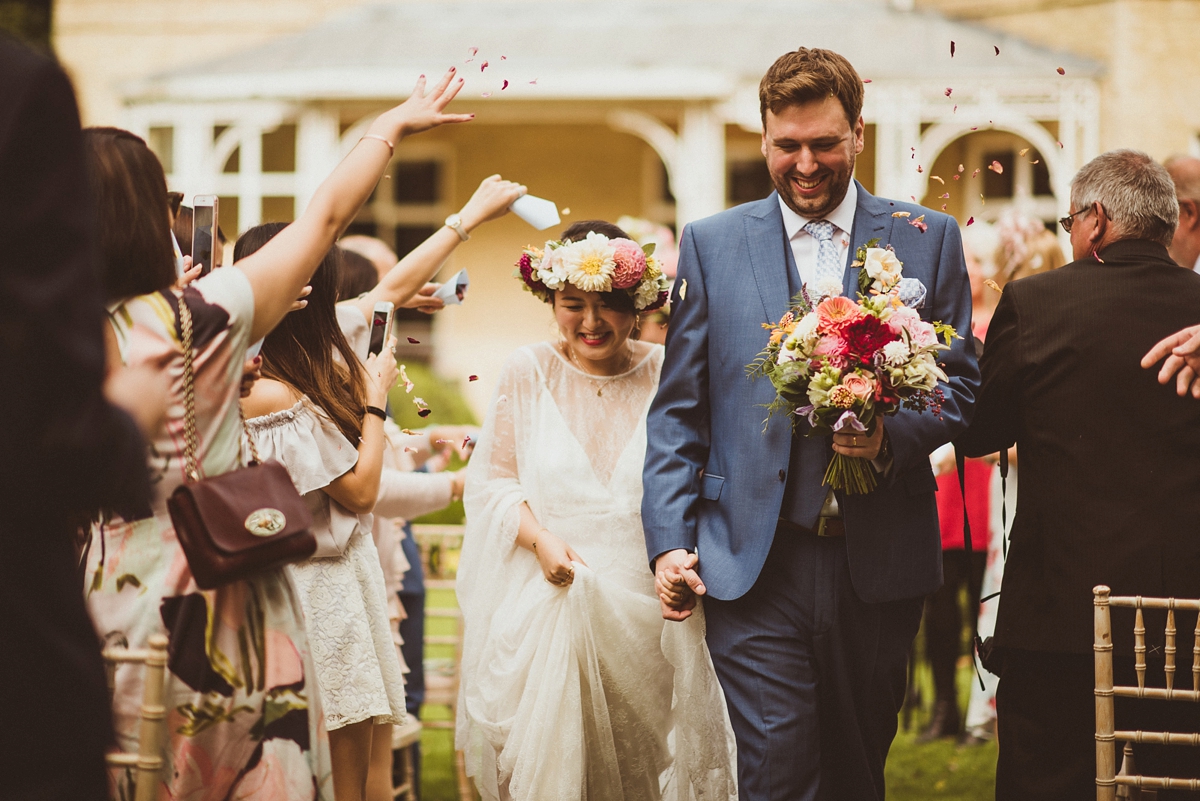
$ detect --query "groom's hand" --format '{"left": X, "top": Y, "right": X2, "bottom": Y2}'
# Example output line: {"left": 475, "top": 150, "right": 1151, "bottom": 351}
{"left": 655, "top": 549, "right": 705, "bottom": 622}
{"left": 832, "top": 417, "right": 885, "bottom": 460}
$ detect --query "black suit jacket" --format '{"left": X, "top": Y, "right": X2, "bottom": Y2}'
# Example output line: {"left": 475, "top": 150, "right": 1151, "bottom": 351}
{"left": 0, "top": 34, "right": 150, "bottom": 787}
{"left": 959, "top": 239, "right": 1200, "bottom": 654}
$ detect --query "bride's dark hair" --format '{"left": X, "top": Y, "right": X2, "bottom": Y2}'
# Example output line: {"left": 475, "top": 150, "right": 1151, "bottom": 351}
{"left": 557, "top": 220, "right": 636, "bottom": 314}
{"left": 234, "top": 222, "right": 367, "bottom": 443}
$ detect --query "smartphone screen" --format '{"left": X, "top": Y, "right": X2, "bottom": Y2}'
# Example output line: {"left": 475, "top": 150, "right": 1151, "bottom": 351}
{"left": 368, "top": 308, "right": 390, "bottom": 356}
{"left": 192, "top": 203, "right": 215, "bottom": 277}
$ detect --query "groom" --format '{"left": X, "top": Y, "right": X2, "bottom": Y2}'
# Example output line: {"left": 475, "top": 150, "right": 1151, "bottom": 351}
{"left": 643, "top": 48, "right": 978, "bottom": 800}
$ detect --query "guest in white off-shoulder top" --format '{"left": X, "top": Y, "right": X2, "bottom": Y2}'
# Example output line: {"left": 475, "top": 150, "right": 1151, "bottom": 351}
{"left": 240, "top": 225, "right": 405, "bottom": 801}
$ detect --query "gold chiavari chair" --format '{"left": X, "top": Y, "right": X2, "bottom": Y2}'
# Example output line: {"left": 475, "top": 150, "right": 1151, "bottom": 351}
{"left": 102, "top": 633, "right": 169, "bottom": 801}
{"left": 1094, "top": 586, "right": 1200, "bottom": 800}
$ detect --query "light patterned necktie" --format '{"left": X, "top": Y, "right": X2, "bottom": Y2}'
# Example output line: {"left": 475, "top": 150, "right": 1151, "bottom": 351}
{"left": 803, "top": 219, "right": 842, "bottom": 292}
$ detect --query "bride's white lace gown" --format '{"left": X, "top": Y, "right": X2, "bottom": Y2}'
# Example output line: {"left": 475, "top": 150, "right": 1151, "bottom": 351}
{"left": 457, "top": 341, "right": 737, "bottom": 801}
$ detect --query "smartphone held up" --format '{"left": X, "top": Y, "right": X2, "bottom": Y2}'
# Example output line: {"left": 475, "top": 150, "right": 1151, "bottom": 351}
{"left": 368, "top": 301, "right": 395, "bottom": 357}
{"left": 191, "top": 195, "right": 218, "bottom": 276}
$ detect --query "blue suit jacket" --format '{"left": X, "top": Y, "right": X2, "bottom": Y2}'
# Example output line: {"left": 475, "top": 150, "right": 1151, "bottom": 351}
{"left": 642, "top": 183, "right": 979, "bottom": 604}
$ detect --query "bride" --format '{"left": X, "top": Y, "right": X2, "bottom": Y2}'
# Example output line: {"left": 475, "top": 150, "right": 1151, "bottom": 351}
{"left": 456, "top": 221, "right": 738, "bottom": 800}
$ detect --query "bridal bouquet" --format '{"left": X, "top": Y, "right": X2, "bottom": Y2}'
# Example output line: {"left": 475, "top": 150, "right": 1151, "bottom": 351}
{"left": 748, "top": 240, "right": 958, "bottom": 494}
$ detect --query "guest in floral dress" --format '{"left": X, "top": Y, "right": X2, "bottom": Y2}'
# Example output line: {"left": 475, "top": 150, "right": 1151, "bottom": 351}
{"left": 81, "top": 71, "right": 472, "bottom": 800}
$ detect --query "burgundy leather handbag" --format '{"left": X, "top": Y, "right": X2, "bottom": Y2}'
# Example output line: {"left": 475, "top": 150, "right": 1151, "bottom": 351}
{"left": 166, "top": 294, "right": 315, "bottom": 590}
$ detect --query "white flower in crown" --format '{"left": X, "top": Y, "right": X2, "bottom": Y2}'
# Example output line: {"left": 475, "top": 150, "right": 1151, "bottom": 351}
{"left": 863, "top": 247, "right": 904, "bottom": 293}
{"left": 633, "top": 272, "right": 666, "bottom": 309}
{"left": 536, "top": 242, "right": 569, "bottom": 290}
{"left": 561, "top": 231, "right": 616, "bottom": 293}
{"left": 810, "top": 276, "right": 844, "bottom": 302}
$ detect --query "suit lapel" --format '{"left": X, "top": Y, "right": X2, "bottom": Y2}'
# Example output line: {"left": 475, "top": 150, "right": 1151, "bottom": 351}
{"left": 844, "top": 181, "right": 893, "bottom": 296}
{"left": 744, "top": 193, "right": 792, "bottom": 324}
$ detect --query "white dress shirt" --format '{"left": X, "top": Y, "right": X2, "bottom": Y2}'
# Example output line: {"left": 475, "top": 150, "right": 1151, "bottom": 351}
{"left": 778, "top": 180, "right": 859, "bottom": 289}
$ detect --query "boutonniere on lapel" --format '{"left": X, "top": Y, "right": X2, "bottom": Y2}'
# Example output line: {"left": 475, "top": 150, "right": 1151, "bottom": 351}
{"left": 746, "top": 240, "right": 959, "bottom": 495}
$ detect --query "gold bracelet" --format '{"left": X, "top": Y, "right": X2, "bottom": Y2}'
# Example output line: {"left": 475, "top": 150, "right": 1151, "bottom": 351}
{"left": 359, "top": 134, "right": 395, "bottom": 156}
{"left": 532, "top": 528, "right": 550, "bottom": 551}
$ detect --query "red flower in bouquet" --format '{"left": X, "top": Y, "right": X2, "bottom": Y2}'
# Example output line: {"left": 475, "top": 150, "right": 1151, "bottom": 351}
{"left": 840, "top": 313, "right": 898, "bottom": 362}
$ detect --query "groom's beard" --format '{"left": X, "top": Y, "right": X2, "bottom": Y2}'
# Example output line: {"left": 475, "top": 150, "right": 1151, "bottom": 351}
{"left": 772, "top": 156, "right": 856, "bottom": 220}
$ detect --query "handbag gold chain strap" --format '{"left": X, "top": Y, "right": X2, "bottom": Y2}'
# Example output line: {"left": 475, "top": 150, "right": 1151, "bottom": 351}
{"left": 177, "top": 292, "right": 261, "bottom": 483}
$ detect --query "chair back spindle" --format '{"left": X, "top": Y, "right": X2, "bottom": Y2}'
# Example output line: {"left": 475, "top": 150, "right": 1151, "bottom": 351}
{"left": 1135, "top": 604, "right": 1147, "bottom": 692}
{"left": 1165, "top": 607, "right": 1176, "bottom": 693}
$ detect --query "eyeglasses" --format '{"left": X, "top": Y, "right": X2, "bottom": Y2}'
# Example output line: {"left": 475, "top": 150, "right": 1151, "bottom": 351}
{"left": 1059, "top": 203, "right": 1103, "bottom": 234}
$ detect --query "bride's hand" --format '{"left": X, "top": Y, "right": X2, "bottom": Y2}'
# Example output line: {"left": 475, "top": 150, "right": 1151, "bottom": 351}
{"left": 534, "top": 530, "right": 587, "bottom": 587}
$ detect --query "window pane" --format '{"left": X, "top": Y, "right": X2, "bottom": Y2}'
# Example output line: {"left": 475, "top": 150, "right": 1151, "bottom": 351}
{"left": 393, "top": 162, "right": 440, "bottom": 204}
{"left": 343, "top": 221, "right": 379, "bottom": 241}
{"left": 262, "top": 124, "right": 296, "bottom": 173}
{"left": 1032, "top": 152, "right": 1052, "bottom": 196}
{"left": 729, "top": 161, "right": 774, "bottom": 205}
{"left": 983, "top": 151, "right": 1015, "bottom": 198}
{"left": 394, "top": 225, "right": 437, "bottom": 258}
{"left": 261, "top": 196, "right": 295, "bottom": 223}
{"left": 223, "top": 146, "right": 240, "bottom": 174}
{"left": 148, "top": 127, "right": 174, "bottom": 174}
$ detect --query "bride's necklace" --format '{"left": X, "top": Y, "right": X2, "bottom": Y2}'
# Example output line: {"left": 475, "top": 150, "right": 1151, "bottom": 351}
{"left": 563, "top": 341, "right": 634, "bottom": 397}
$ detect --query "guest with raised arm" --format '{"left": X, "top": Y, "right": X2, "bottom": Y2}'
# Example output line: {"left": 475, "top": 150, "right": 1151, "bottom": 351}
{"left": 82, "top": 70, "right": 471, "bottom": 801}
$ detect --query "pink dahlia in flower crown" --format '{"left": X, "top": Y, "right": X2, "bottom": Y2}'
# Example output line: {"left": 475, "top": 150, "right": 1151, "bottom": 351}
{"left": 610, "top": 238, "right": 648, "bottom": 289}
{"left": 747, "top": 239, "right": 959, "bottom": 494}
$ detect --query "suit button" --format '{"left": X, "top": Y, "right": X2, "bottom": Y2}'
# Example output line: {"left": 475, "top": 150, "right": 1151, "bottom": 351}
{"left": 779, "top": 469, "right": 786, "bottom": 481}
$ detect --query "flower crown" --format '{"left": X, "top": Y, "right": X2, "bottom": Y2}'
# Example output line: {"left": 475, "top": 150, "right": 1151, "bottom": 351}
{"left": 514, "top": 231, "right": 669, "bottom": 312}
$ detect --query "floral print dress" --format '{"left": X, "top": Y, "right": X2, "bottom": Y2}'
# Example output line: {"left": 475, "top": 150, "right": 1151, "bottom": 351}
{"left": 85, "top": 267, "right": 333, "bottom": 801}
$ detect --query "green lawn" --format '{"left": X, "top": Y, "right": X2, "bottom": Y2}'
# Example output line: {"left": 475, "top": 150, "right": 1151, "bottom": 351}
{"left": 415, "top": 593, "right": 997, "bottom": 801}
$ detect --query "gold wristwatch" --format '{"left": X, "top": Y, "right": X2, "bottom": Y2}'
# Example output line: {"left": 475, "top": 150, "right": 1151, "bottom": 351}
{"left": 444, "top": 213, "right": 469, "bottom": 242}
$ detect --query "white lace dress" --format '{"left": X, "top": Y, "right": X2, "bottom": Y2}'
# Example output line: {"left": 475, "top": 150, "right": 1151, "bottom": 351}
{"left": 247, "top": 399, "right": 406, "bottom": 731}
{"left": 456, "top": 341, "right": 737, "bottom": 801}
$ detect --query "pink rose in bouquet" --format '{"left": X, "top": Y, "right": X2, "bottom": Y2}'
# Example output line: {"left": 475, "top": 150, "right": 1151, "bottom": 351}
{"left": 843, "top": 372, "right": 876, "bottom": 400}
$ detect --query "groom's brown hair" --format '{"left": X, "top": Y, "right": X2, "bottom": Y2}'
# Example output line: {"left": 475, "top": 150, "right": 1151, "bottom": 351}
{"left": 759, "top": 48, "right": 864, "bottom": 128}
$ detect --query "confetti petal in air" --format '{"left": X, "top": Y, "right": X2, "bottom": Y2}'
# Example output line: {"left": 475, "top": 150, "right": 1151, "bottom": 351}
{"left": 468, "top": 375, "right": 479, "bottom": 382}
{"left": 480, "top": 61, "right": 489, "bottom": 72}
{"left": 468, "top": 47, "right": 478, "bottom": 57}
{"left": 863, "top": 78, "right": 873, "bottom": 84}
{"left": 481, "top": 92, "right": 492, "bottom": 98}
{"left": 462, "top": 436, "right": 472, "bottom": 450}
{"left": 950, "top": 40, "right": 956, "bottom": 57}
{"left": 892, "top": 211, "right": 912, "bottom": 218}
{"left": 561, "top": 207, "right": 571, "bottom": 215}
{"left": 916, "top": 164, "right": 923, "bottom": 173}
{"left": 407, "top": 337, "right": 421, "bottom": 344}
{"left": 679, "top": 279, "right": 688, "bottom": 300}
{"left": 529, "top": 79, "right": 538, "bottom": 85}
{"left": 404, "top": 446, "right": 418, "bottom": 454}
{"left": 972, "top": 168, "right": 981, "bottom": 178}
{"left": 958, "top": 164, "right": 965, "bottom": 173}
{"left": 500, "top": 55, "right": 507, "bottom": 60}
{"left": 400, "top": 365, "right": 414, "bottom": 393}
{"left": 984, "top": 278, "right": 1002, "bottom": 293}
{"left": 501, "top": 80, "right": 509, "bottom": 90}
{"left": 966, "top": 217, "right": 975, "bottom": 226}
{"left": 944, "top": 87, "right": 953, "bottom": 97}
{"left": 908, "top": 215, "right": 929, "bottom": 233}
{"left": 989, "top": 160, "right": 1004, "bottom": 175}
{"left": 994, "top": 45, "right": 1001, "bottom": 55}
{"left": 940, "top": 193, "right": 950, "bottom": 199}
{"left": 931, "top": 175, "right": 944, "bottom": 184}
{"left": 970, "top": 126, "right": 978, "bottom": 131}
{"left": 418, "top": 409, "right": 432, "bottom": 418}
{"left": 1019, "top": 148, "right": 1030, "bottom": 157}
{"left": 1056, "top": 67, "right": 1065, "bottom": 75}
{"left": 1057, "top": 141, "right": 1064, "bottom": 149}
{"left": 941, "top": 204, "right": 947, "bottom": 211}
{"left": 953, "top": 105, "right": 958, "bottom": 114}
{"left": 1030, "top": 159, "right": 1040, "bottom": 165}
{"left": 952, "top": 174, "right": 960, "bottom": 181}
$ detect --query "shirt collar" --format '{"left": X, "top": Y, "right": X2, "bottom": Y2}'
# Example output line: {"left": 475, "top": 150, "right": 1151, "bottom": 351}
{"left": 778, "top": 180, "right": 859, "bottom": 242}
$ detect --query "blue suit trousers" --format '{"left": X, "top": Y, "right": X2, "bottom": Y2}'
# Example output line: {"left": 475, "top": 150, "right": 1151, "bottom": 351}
{"left": 704, "top": 527, "right": 923, "bottom": 801}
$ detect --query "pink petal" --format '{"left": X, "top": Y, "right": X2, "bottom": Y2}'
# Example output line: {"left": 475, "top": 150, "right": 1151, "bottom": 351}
{"left": 529, "top": 79, "right": 538, "bottom": 85}
{"left": 468, "top": 47, "right": 478, "bottom": 57}
{"left": 468, "top": 375, "right": 479, "bottom": 381}
{"left": 481, "top": 92, "right": 492, "bottom": 97}
{"left": 940, "top": 192, "right": 950, "bottom": 198}
{"left": 989, "top": 160, "right": 1004, "bottom": 174}
{"left": 501, "top": 80, "right": 509, "bottom": 90}
{"left": 966, "top": 217, "right": 975, "bottom": 226}
{"left": 944, "top": 87, "right": 953, "bottom": 97}
{"left": 480, "top": 61, "right": 489, "bottom": 72}
{"left": 863, "top": 78, "right": 873, "bottom": 84}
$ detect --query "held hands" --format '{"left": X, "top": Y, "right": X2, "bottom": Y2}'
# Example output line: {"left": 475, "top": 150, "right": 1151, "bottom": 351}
{"left": 458, "top": 175, "right": 527, "bottom": 232}
{"left": 534, "top": 529, "right": 587, "bottom": 588}
{"left": 832, "top": 417, "right": 885, "bottom": 460}
{"left": 1142, "top": 323, "right": 1200, "bottom": 398}
{"left": 655, "top": 549, "right": 706, "bottom": 621}
{"left": 369, "top": 70, "right": 473, "bottom": 146}
{"left": 364, "top": 336, "right": 400, "bottom": 408}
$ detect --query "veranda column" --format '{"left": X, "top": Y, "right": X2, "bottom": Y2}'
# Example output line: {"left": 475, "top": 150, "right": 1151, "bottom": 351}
{"left": 871, "top": 84, "right": 922, "bottom": 204}
{"left": 675, "top": 102, "right": 726, "bottom": 228}
{"left": 295, "top": 107, "right": 340, "bottom": 215}
{"left": 238, "top": 124, "right": 264, "bottom": 231}
{"left": 172, "top": 112, "right": 213, "bottom": 199}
